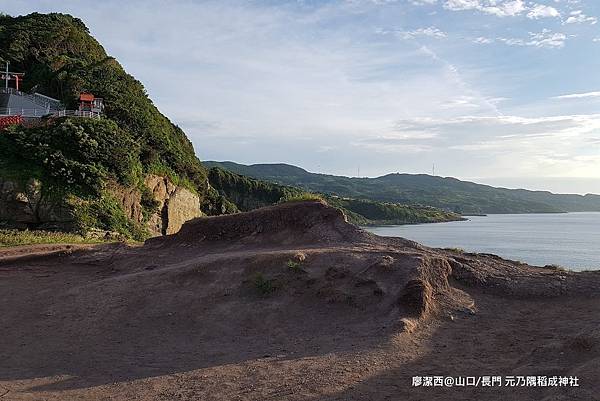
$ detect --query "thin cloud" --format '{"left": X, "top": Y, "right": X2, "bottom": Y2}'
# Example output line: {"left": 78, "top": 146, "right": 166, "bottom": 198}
{"left": 473, "top": 36, "right": 493, "bottom": 44}
{"left": 552, "top": 91, "right": 600, "bottom": 100}
{"left": 443, "top": 0, "right": 526, "bottom": 17}
{"left": 498, "top": 30, "right": 567, "bottom": 49}
{"left": 527, "top": 4, "right": 560, "bottom": 19}
{"left": 564, "top": 10, "right": 597, "bottom": 25}
{"left": 353, "top": 113, "right": 600, "bottom": 180}
{"left": 377, "top": 26, "right": 447, "bottom": 39}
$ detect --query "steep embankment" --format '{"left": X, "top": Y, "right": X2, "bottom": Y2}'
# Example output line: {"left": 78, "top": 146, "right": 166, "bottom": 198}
{"left": 206, "top": 161, "right": 600, "bottom": 214}
{"left": 1, "top": 201, "right": 598, "bottom": 400}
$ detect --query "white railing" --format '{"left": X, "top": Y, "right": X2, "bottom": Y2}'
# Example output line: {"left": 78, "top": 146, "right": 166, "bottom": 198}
{"left": 0, "top": 88, "right": 23, "bottom": 95}
{"left": 0, "top": 107, "right": 50, "bottom": 117}
{"left": 54, "top": 110, "right": 101, "bottom": 118}
{"left": 0, "top": 107, "right": 101, "bottom": 118}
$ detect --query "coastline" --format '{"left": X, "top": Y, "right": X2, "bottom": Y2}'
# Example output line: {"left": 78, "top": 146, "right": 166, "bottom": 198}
{"left": 366, "top": 212, "right": 600, "bottom": 271}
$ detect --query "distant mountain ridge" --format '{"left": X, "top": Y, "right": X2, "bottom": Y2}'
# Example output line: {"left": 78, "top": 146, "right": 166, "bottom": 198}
{"left": 205, "top": 161, "right": 600, "bottom": 214}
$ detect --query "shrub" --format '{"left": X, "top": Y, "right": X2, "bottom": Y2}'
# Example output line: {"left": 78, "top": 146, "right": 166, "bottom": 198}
{"left": 281, "top": 193, "right": 324, "bottom": 203}
{"left": 0, "top": 118, "right": 141, "bottom": 197}
{"left": 444, "top": 247, "right": 465, "bottom": 254}
{"left": 140, "top": 185, "right": 161, "bottom": 222}
{"left": 286, "top": 259, "right": 302, "bottom": 273}
{"left": 70, "top": 193, "right": 148, "bottom": 241}
{"left": 253, "top": 273, "right": 276, "bottom": 296}
{"left": 544, "top": 264, "right": 568, "bottom": 272}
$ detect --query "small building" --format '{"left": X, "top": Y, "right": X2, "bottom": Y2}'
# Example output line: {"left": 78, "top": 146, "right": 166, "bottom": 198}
{"left": 78, "top": 92, "right": 104, "bottom": 116}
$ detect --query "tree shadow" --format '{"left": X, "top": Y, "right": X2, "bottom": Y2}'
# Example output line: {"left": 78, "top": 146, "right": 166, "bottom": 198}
{"left": 310, "top": 290, "right": 600, "bottom": 401}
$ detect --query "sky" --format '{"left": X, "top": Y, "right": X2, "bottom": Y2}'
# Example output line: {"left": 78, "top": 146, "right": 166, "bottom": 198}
{"left": 2, "top": 0, "right": 600, "bottom": 194}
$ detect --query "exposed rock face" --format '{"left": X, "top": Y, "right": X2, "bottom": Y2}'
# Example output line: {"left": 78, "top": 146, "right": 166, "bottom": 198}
{"left": 0, "top": 175, "right": 201, "bottom": 236}
{"left": 0, "top": 177, "right": 73, "bottom": 229}
{"left": 165, "top": 187, "right": 202, "bottom": 234}
{"left": 144, "top": 175, "right": 202, "bottom": 236}
{"left": 108, "top": 184, "right": 143, "bottom": 224}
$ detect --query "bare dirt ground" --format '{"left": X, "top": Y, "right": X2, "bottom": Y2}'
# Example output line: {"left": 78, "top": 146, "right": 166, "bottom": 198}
{"left": 1, "top": 201, "right": 599, "bottom": 401}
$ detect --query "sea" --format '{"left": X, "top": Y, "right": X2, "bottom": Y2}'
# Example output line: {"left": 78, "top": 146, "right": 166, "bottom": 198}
{"left": 365, "top": 212, "right": 600, "bottom": 271}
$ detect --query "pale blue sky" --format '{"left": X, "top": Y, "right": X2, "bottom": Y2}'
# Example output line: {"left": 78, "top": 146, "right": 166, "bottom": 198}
{"left": 2, "top": 0, "right": 600, "bottom": 193}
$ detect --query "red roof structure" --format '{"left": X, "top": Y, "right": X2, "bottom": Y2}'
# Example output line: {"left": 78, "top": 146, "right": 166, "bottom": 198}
{"left": 79, "top": 92, "right": 104, "bottom": 115}
{"left": 79, "top": 93, "right": 95, "bottom": 102}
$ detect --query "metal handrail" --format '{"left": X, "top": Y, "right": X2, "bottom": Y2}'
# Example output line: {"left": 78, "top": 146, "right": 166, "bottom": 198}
{"left": 0, "top": 88, "right": 22, "bottom": 95}
{"left": 0, "top": 107, "right": 101, "bottom": 118}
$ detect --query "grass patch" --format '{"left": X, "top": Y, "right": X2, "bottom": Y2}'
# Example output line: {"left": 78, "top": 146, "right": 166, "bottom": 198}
{"left": 444, "top": 247, "right": 465, "bottom": 254}
{"left": 286, "top": 259, "right": 303, "bottom": 273}
{"left": 253, "top": 272, "right": 276, "bottom": 296}
{"left": 0, "top": 229, "right": 106, "bottom": 247}
{"left": 544, "top": 264, "right": 568, "bottom": 272}
{"left": 282, "top": 193, "right": 324, "bottom": 203}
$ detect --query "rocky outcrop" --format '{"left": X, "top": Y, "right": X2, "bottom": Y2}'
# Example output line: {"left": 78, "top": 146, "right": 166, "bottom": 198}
{"left": 165, "top": 187, "right": 202, "bottom": 234}
{"left": 0, "top": 177, "right": 73, "bottom": 230}
{"left": 108, "top": 184, "right": 143, "bottom": 224}
{"left": 144, "top": 175, "right": 202, "bottom": 235}
{"left": 0, "top": 175, "right": 201, "bottom": 236}
{"left": 159, "top": 200, "right": 355, "bottom": 245}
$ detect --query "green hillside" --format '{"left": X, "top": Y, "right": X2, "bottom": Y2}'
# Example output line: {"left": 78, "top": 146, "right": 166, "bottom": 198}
{"left": 326, "top": 197, "right": 464, "bottom": 226}
{"left": 0, "top": 13, "right": 223, "bottom": 238}
{"left": 208, "top": 167, "right": 463, "bottom": 226}
{"left": 0, "top": 13, "right": 206, "bottom": 191}
{"left": 205, "top": 161, "right": 600, "bottom": 214}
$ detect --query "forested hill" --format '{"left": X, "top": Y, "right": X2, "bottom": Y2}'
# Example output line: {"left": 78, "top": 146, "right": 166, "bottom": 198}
{"left": 205, "top": 161, "right": 600, "bottom": 214}
{"left": 0, "top": 12, "right": 206, "bottom": 191}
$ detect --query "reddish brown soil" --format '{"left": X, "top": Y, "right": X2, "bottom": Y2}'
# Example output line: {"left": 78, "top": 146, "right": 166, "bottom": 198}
{"left": 1, "top": 201, "right": 599, "bottom": 401}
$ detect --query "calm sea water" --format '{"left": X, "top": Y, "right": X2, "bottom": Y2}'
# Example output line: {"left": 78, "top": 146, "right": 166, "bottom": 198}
{"left": 366, "top": 212, "right": 600, "bottom": 271}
